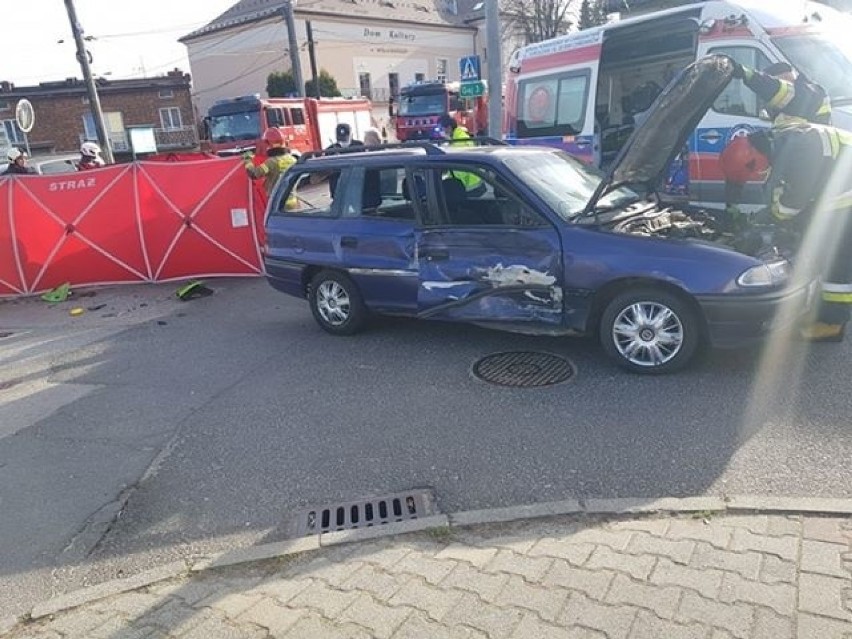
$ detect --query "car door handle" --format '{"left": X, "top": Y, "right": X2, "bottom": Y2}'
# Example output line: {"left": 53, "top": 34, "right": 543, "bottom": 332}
{"left": 422, "top": 248, "right": 449, "bottom": 261}
{"left": 341, "top": 236, "right": 358, "bottom": 248}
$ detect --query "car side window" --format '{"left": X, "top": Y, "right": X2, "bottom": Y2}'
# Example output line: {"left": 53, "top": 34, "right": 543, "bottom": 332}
{"left": 710, "top": 46, "right": 772, "bottom": 117}
{"left": 422, "top": 165, "right": 549, "bottom": 228}
{"left": 275, "top": 169, "right": 344, "bottom": 217}
{"left": 348, "top": 167, "right": 417, "bottom": 221}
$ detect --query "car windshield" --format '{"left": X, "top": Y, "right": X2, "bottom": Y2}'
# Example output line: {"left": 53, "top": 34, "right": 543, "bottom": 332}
{"left": 208, "top": 110, "right": 261, "bottom": 143}
{"left": 398, "top": 93, "right": 447, "bottom": 116}
{"left": 502, "top": 151, "right": 641, "bottom": 221}
{"left": 772, "top": 34, "right": 852, "bottom": 105}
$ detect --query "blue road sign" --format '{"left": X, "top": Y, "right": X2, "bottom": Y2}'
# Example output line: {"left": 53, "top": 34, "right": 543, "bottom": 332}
{"left": 459, "top": 55, "right": 481, "bottom": 82}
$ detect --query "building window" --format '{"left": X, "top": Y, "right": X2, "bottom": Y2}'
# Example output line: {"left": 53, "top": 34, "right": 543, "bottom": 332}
{"left": 359, "top": 72, "right": 372, "bottom": 99}
{"left": 83, "top": 111, "right": 129, "bottom": 152}
{"left": 415, "top": 73, "right": 425, "bottom": 83}
{"left": 2, "top": 119, "right": 24, "bottom": 145}
{"left": 81, "top": 96, "right": 90, "bottom": 105}
{"left": 436, "top": 58, "right": 448, "bottom": 83}
{"left": 159, "top": 89, "right": 174, "bottom": 99}
{"left": 0, "top": 101, "right": 10, "bottom": 111}
{"left": 159, "top": 107, "right": 183, "bottom": 130}
{"left": 388, "top": 73, "right": 399, "bottom": 99}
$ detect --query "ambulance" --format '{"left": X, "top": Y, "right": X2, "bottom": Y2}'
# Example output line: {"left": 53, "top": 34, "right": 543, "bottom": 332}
{"left": 504, "top": 1, "right": 852, "bottom": 205}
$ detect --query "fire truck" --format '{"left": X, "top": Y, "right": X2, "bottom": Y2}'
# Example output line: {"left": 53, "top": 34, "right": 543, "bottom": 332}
{"left": 393, "top": 81, "right": 488, "bottom": 141}
{"left": 204, "top": 95, "right": 374, "bottom": 156}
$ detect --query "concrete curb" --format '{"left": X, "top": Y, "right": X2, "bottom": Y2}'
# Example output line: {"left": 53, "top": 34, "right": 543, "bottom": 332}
{"left": 0, "top": 615, "right": 19, "bottom": 636}
{"left": 14, "top": 494, "right": 852, "bottom": 629}
{"left": 450, "top": 499, "right": 582, "bottom": 527}
{"left": 29, "top": 561, "right": 189, "bottom": 619}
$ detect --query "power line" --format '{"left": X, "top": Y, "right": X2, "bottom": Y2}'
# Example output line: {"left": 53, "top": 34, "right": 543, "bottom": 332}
{"left": 110, "top": 20, "right": 278, "bottom": 80}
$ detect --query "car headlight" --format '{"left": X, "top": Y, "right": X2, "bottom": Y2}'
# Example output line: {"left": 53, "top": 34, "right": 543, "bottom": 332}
{"left": 736, "top": 260, "right": 791, "bottom": 287}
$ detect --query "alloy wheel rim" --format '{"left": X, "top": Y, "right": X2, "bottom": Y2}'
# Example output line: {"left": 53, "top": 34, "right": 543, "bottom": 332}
{"left": 612, "top": 301, "right": 684, "bottom": 367}
{"left": 317, "top": 281, "right": 351, "bottom": 326}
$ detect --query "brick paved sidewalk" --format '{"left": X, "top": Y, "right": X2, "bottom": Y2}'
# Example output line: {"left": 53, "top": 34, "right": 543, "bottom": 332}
{"left": 5, "top": 512, "right": 851, "bottom": 639}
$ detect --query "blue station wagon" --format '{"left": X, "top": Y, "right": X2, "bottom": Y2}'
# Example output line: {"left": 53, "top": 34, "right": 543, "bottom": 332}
{"left": 264, "top": 57, "right": 816, "bottom": 373}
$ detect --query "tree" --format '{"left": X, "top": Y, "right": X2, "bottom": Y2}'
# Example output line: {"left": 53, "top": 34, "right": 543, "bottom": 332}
{"left": 501, "top": 0, "right": 575, "bottom": 44}
{"left": 305, "top": 70, "right": 342, "bottom": 98}
{"left": 578, "top": 0, "right": 607, "bottom": 29}
{"left": 267, "top": 70, "right": 297, "bottom": 97}
{"left": 577, "top": 0, "right": 606, "bottom": 29}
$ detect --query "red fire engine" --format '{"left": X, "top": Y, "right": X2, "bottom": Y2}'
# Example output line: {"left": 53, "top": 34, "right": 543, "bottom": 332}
{"left": 204, "top": 95, "right": 374, "bottom": 155}
{"left": 392, "top": 81, "right": 488, "bottom": 141}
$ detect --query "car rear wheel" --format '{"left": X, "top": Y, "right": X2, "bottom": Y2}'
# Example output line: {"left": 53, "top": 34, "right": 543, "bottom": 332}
{"left": 599, "top": 288, "right": 700, "bottom": 374}
{"left": 309, "top": 270, "right": 367, "bottom": 335}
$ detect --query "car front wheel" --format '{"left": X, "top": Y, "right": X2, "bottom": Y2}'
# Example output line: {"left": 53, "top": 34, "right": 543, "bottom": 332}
{"left": 309, "top": 270, "right": 367, "bottom": 335}
{"left": 599, "top": 288, "right": 701, "bottom": 374}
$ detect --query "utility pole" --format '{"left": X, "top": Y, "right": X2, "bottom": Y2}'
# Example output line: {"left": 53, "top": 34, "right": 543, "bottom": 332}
{"left": 282, "top": 1, "right": 304, "bottom": 97}
{"left": 485, "top": 0, "right": 503, "bottom": 139}
{"left": 63, "top": 0, "right": 114, "bottom": 163}
{"left": 305, "top": 21, "right": 320, "bottom": 98}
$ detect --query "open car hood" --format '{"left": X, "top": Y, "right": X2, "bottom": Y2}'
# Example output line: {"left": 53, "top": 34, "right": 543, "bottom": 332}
{"left": 585, "top": 55, "right": 735, "bottom": 213}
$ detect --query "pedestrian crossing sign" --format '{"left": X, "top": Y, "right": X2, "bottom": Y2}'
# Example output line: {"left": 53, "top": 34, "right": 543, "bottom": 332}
{"left": 459, "top": 55, "right": 481, "bottom": 82}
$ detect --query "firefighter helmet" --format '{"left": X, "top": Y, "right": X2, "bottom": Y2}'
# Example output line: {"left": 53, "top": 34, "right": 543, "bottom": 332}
{"left": 719, "top": 136, "right": 770, "bottom": 184}
{"left": 6, "top": 147, "right": 24, "bottom": 162}
{"left": 262, "top": 128, "right": 286, "bottom": 148}
{"left": 80, "top": 141, "right": 102, "bottom": 158}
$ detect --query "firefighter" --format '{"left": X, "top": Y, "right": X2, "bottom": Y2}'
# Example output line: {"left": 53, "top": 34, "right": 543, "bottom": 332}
{"left": 720, "top": 123, "right": 852, "bottom": 342}
{"left": 243, "top": 128, "right": 296, "bottom": 197}
{"left": 2, "top": 148, "right": 35, "bottom": 175}
{"left": 327, "top": 123, "right": 363, "bottom": 150}
{"left": 724, "top": 59, "right": 831, "bottom": 225}
{"left": 78, "top": 142, "right": 105, "bottom": 170}
{"left": 438, "top": 114, "right": 484, "bottom": 196}
{"left": 325, "top": 124, "right": 364, "bottom": 195}
{"left": 731, "top": 60, "right": 831, "bottom": 126}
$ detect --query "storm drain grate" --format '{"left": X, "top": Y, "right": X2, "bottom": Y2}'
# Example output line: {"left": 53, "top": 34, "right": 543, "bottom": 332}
{"left": 293, "top": 489, "right": 438, "bottom": 537}
{"left": 472, "top": 351, "right": 574, "bottom": 387}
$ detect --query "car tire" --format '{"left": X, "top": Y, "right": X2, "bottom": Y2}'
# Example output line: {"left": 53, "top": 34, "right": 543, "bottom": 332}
{"left": 599, "top": 288, "right": 701, "bottom": 374}
{"left": 309, "top": 270, "right": 367, "bottom": 335}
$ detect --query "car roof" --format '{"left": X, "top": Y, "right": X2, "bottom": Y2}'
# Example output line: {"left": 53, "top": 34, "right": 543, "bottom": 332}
{"left": 295, "top": 141, "right": 553, "bottom": 169}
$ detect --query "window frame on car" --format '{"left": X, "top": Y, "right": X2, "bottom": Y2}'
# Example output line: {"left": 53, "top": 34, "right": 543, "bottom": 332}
{"left": 416, "top": 161, "right": 552, "bottom": 229}
{"left": 270, "top": 166, "right": 353, "bottom": 219}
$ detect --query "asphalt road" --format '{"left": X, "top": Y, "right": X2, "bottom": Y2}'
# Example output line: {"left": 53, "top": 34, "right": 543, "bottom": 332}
{"left": 2, "top": 276, "right": 851, "bottom": 618}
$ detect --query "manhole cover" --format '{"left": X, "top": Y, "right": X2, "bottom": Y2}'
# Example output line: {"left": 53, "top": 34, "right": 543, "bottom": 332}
{"left": 290, "top": 489, "right": 438, "bottom": 537}
{"left": 472, "top": 351, "right": 574, "bottom": 387}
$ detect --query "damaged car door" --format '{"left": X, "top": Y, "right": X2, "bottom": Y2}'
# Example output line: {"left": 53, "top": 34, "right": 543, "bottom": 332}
{"left": 414, "top": 163, "right": 564, "bottom": 326}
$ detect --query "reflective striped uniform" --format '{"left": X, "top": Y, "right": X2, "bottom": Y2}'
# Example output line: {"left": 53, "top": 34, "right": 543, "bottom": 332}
{"left": 742, "top": 68, "right": 831, "bottom": 125}
{"left": 245, "top": 151, "right": 296, "bottom": 195}
{"left": 766, "top": 123, "right": 852, "bottom": 324}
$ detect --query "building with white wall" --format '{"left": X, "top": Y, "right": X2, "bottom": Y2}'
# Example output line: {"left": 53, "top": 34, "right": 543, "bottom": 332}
{"left": 180, "top": 0, "right": 483, "bottom": 118}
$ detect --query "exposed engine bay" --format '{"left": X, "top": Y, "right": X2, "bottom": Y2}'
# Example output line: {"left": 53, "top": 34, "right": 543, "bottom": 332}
{"left": 609, "top": 203, "right": 800, "bottom": 261}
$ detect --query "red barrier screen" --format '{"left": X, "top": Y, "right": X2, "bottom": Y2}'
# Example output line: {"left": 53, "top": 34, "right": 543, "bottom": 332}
{"left": 0, "top": 157, "right": 262, "bottom": 296}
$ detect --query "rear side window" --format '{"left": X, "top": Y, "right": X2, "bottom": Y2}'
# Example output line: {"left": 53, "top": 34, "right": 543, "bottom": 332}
{"left": 276, "top": 170, "right": 343, "bottom": 217}
{"left": 517, "top": 70, "right": 590, "bottom": 138}
{"left": 346, "top": 167, "right": 414, "bottom": 218}
{"left": 291, "top": 108, "right": 305, "bottom": 125}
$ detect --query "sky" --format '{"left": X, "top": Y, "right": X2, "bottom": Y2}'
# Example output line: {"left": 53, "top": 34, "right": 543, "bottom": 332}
{"left": 6, "top": 1, "right": 238, "bottom": 86}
